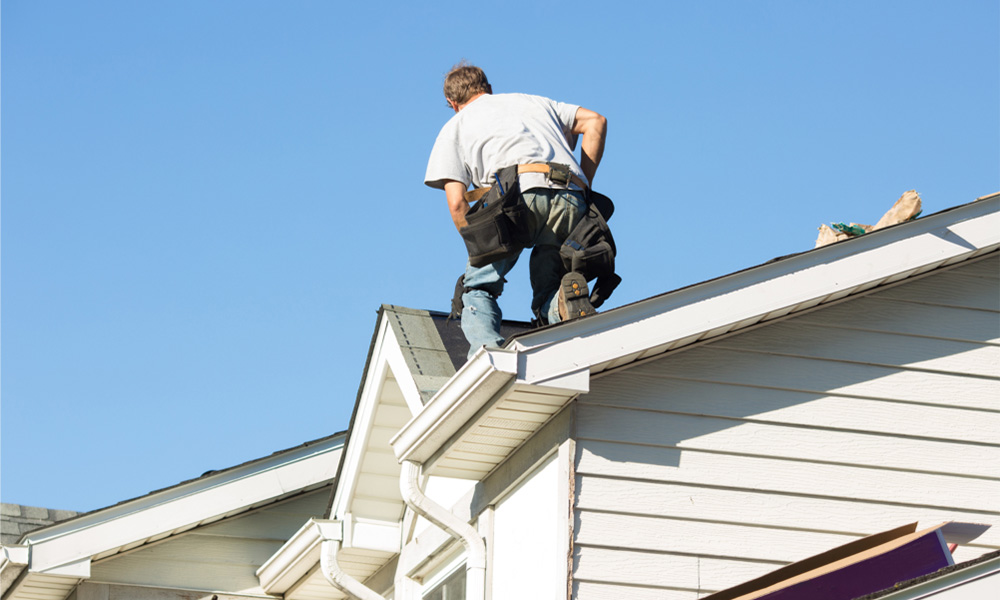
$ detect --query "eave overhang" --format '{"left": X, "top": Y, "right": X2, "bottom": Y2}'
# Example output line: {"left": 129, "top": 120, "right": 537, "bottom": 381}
{"left": 391, "top": 194, "right": 999, "bottom": 478}
{"left": 390, "top": 347, "right": 588, "bottom": 478}
{"left": 3, "top": 434, "right": 344, "bottom": 600}
{"left": 257, "top": 518, "right": 333, "bottom": 595}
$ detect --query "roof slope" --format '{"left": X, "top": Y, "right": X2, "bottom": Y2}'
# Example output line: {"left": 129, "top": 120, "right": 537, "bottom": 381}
{"left": 1, "top": 506, "right": 79, "bottom": 547}
{"left": 392, "top": 193, "right": 1000, "bottom": 477}
{"left": 1, "top": 433, "right": 345, "bottom": 600}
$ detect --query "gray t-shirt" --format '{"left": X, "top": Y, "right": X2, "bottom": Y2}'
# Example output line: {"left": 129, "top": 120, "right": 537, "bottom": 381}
{"left": 424, "top": 93, "right": 586, "bottom": 192}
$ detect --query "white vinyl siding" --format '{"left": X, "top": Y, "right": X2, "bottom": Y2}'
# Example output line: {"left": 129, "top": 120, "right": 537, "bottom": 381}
{"left": 492, "top": 454, "right": 563, "bottom": 600}
{"left": 572, "top": 255, "right": 1000, "bottom": 599}
{"left": 89, "top": 488, "right": 332, "bottom": 594}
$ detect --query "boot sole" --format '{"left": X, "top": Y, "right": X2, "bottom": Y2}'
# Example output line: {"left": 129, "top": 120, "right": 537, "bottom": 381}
{"left": 560, "top": 273, "right": 596, "bottom": 320}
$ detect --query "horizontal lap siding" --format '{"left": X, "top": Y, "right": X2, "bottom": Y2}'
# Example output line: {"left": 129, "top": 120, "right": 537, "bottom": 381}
{"left": 90, "top": 488, "right": 331, "bottom": 593}
{"left": 573, "top": 256, "right": 1000, "bottom": 598}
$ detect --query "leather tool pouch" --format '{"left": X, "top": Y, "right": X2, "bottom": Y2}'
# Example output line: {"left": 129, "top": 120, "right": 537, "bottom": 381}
{"left": 560, "top": 190, "right": 621, "bottom": 308}
{"left": 560, "top": 191, "right": 616, "bottom": 278}
{"left": 459, "top": 166, "right": 531, "bottom": 268}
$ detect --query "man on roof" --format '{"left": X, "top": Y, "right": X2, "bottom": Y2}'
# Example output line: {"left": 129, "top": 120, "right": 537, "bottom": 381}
{"left": 425, "top": 62, "right": 609, "bottom": 357}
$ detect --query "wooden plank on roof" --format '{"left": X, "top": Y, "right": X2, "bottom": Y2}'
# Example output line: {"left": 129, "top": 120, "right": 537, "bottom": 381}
{"left": 873, "top": 190, "right": 923, "bottom": 231}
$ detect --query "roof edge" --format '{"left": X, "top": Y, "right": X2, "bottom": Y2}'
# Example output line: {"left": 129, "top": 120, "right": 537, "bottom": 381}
{"left": 513, "top": 194, "right": 999, "bottom": 381}
{"left": 23, "top": 433, "right": 345, "bottom": 573}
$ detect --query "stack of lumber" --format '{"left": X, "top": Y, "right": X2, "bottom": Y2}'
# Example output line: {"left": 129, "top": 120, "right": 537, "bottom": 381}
{"left": 816, "top": 190, "right": 922, "bottom": 248}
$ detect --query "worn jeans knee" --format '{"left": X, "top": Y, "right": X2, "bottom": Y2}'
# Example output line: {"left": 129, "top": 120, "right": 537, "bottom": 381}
{"left": 459, "top": 188, "right": 586, "bottom": 355}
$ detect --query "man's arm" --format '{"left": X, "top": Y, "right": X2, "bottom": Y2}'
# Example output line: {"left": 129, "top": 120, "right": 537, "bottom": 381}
{"left": 572, "top": 107, "right": 608, "bottom": 186}
{"left": 444, "top": 180, "right": 470, "bottom": 231}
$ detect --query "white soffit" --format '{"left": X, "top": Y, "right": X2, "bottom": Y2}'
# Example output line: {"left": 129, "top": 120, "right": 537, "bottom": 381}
{"left": 392, "top": 195, "right": 999, "bottom": 477}
{"left": 331, "top": 310, "right": 428, "bottom": 528}
{"left": 2, "top": 573, "right": 83, "bottom": 600}
{"left": 391, "top": 350, "right": 587, "bottom": 476}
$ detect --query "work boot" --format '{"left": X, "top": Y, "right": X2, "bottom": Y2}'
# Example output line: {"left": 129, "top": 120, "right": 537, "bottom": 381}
{"left": 558, "top": 272, "right": 596, "bottom": 321}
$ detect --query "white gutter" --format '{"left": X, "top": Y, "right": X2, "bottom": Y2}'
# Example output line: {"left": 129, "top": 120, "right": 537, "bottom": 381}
{"left": 256, "top": 519, "right": 324, "bottom": 594}
{"left": 315, "top": 520, "right": 387, "bottom": 600}
{"left": 391, "top": 347, "right": 518, "bottom": 465}
{"left": 400, "top": 461, "right": 486, "bottom": 600}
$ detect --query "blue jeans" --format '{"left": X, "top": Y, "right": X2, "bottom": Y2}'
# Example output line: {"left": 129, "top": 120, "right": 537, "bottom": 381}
{"left": 461, "top": 188, "right": 587, "bottom": 357}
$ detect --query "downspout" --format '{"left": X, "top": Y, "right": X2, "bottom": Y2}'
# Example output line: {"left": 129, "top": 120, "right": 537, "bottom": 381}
{"left": 400, "top": 460, "right": 486, "bottom": 600}
{"left": 317, "top": 524, "right": 387, "bottom": 600}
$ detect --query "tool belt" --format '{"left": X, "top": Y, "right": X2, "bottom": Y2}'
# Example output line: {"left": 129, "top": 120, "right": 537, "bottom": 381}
{"left": 459, "top": 163, "right": 585, "bottom": 268}
{"left": 463, "top": 163, "right": 588, "bottom": 204}
{"left": 459, "top": 165, "right": 530, "bottom": 268}
{"left": 458, "top": 162, "right": 621, "bottom": 312}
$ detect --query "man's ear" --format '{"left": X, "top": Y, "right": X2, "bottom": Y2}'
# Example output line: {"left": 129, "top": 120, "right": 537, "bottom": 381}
{"left": 447, "top": 98, "right": 460, "bottom": 112}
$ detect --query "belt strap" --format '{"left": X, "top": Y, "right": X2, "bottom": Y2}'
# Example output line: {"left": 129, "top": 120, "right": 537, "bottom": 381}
{"left": 465, "top": 186, "right": 491, "bottom": 204}
{"left": 515, "top": 163, "right": 589, "bottom": 190}
{"left": 463, "top": 163, "right": 587, "bottom": 203}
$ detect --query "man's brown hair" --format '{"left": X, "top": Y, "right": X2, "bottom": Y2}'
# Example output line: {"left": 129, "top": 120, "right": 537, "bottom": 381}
{"left": 444, "top": 62, "right": 492, "bottom": 105}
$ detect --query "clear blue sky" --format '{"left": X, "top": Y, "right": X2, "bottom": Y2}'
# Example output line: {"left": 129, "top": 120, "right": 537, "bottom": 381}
{"left": 2, "top": 1, "right": 997, "bottom": 513}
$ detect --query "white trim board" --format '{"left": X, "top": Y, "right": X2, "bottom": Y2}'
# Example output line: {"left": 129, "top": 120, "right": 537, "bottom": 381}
{"left": 18, "top": 435, "right": 344, "bottom": 576}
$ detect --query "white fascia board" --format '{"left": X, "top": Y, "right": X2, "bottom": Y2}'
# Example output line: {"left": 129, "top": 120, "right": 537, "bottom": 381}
{"left": 344, "top": 517, "right": 402, "bottom": 554}
{"left": 258, "top": 516, "right": 399, "bottom": 595}
{"left": 35, "top": 558, "right": 90, "bottom": 578}
{"left": 512, "top": 196, "right": 1000, "bottom": 382}
{"left": 381, "top": 319, "right": 432, "bottom": 416}
{"left": 331, "top": 314, "right": 420, "bottom": 522}
{"left": 257, "top": 519, "right": 333, "bottom": 594}
{"left": 25, "top": 434, "right": 344, "bottom": 574}
{"left": 2, "top": 546, "right": 28, "bottom": 567}
{"left": 390, "top": 348, "right": 519, "bottom": 464}
{"left": 331, "top": 319, "right": 394, "bottom": 522}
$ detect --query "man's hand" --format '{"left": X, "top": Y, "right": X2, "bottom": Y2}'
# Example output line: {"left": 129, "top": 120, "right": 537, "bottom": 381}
{"left": 444, "top": 180, "right": 470, "bottom": 230}
{"left": 572, "top": 107, "right": 608, "bottom": 186}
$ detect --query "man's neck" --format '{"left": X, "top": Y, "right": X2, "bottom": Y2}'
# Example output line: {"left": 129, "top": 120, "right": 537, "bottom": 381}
{"left": 455, "top": 92, "right": 488, "bottom": 112}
